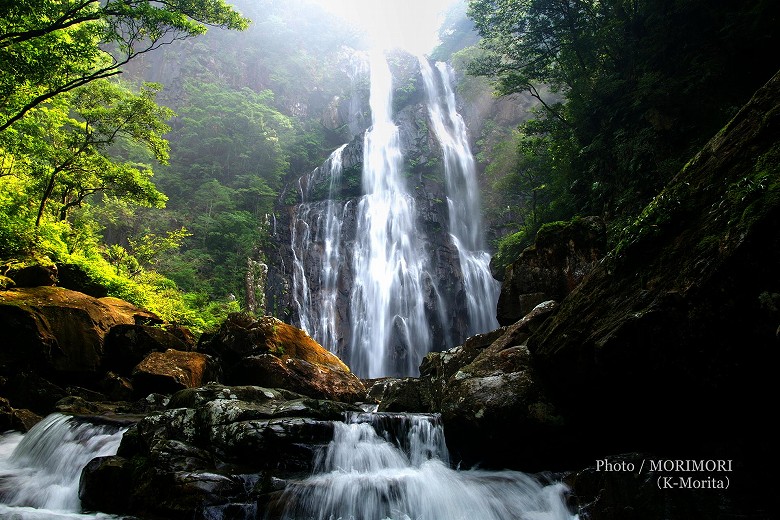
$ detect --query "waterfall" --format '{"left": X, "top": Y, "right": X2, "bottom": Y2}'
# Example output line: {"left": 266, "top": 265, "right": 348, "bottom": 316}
{"left": 276, "top": 412, "right": 576, "bottom": 520}
{"left": 0, "top": 414, "right": 125, "bottom": 519}
{"left": 419, "top": 58, "right": 500, "bottom": 336}
{"left": 349, "top": 49, "right": 433, "bottom": 378}
{"left": 288, "top": 52, "right": 502, "bottom": 378}
{"left": 291, "top": 145, "right": 349, "bottom": 353}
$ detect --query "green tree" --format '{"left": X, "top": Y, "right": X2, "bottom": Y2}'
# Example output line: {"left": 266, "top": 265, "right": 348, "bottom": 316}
{"left": 467, "top": 0, "right": 780, "bottom": 221}
{"left": 3, "top": 80, "right": 172, "bottom": 227}
{"left": 0, "top": 0, "right": 249, "bottom": 131}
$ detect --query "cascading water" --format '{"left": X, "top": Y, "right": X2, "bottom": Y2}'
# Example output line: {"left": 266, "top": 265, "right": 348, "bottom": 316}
{"left": 419, "top": 57, "right": 500, "bottom": 336}
{"left": 349, "top": 49, "right": 434, "bottom": 378}
{"left": 291, "top": 144, "right": 349, "bottom": 353}
{"left": 276, "top": 412, "right": 576, "bottom": 520}
{"left": 289, "top": 50, "right": 504, "bottom": 378}
{"left": 0, "top": 413, "right": 126, "bottom": 519}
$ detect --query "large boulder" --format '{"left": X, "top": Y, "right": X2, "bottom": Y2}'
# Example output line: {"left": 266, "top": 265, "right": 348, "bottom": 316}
{"left": 0, "top": 287, "right": 161, "bottom": 379}
{"left": 434, "top": 301, "right": 566, "bottom": 470}
{"left": 132, "top": 349, "right": 220, "bottom": 396}
{"left": 104, "top": 324, "right": 194, "bottom": 375}
{"left": 496, "top": 216, "right": 606, "bottom": 325}
{"left": 199, "top": 314, "right": 366, "bottom": 403}
{"left": 80, "top": 383, "right": 359, "bottom": 519}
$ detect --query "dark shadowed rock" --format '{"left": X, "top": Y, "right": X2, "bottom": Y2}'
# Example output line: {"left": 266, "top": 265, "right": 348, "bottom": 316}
{"left": 0, "top": 287, "right": 161, "bottom": 378}
{"left": 5, "top": 263, "right": 58, "bottom": 287}
{"left": 83, "top": 383, "right": 360, "bottom": 519}
{"left": 526, "top": 71, "right": 780, "bottom": 465}
{"left": 497, "top": 216, "right": 606, "bottom": 325}
{"left": 79, "top": 456, "right": 132, "bottom": 513}
{"left": 56, "top": 263, "right": 109, "bottom": 297}
{"left": 104, "top": 324, "right": 192, "bottom": 375}
{"left": 0, "top": 396, "right": 41, "bottom": 432}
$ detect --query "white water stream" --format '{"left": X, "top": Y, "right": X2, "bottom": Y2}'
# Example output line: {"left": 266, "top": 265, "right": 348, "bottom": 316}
{"left": 290, "top": 51, "right": 502, "bottom": 378}
{"left": 418, "top": 58, "right": 500, "bottom": 336}
{"left": 0, "top": 414, "right": 125, "bottom": 519}
{"left": 348, "top": 49, "right": 434, "bottom": 378}
{"left": 278, "top": 412, "right": 576, "bottom": 520}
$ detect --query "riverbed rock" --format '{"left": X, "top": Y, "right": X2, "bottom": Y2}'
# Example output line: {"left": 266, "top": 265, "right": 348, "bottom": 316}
{"left": 81, "top": 383, "right": 360, "bottom": 519}
{"left": 132, "top": 349, "right": 220, "bottom": 396}
{"left": 435, "top": 301, "right": 566, "bottom": 470}
{"left": 0, "top": 287, "right": 161, "bottom": 379}
{"left": 104, "top": 324, "right": 193, "bottom": 375}
{"left": 199, "top": 313, "right": 365, "bottom": 402}
{"left": 0, "top": 396, "right": 41, "bottom": 432}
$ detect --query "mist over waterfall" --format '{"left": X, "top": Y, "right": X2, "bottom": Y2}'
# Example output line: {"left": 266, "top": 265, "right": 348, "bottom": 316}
{"left": 287, "top": 48, "right": 500, "bottom": 378}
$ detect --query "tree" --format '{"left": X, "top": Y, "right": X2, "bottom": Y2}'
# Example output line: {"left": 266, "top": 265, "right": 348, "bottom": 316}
{"left": 3, "top": 80, "right": 172, "bottom": 227}
{"left": 467, "top": 0, "right": 780, "bottom": 220}
{"left": 0, "top": 0, "right": 249, "bottom": 131}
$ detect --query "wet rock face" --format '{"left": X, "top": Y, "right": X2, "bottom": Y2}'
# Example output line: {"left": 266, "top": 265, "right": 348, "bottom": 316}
{"left": 527, "top": 72, "right": 780, "bottom": 458}
{"left": 496, "top": 216, "right": 607, "bottom": 325}
{"left": 80, "top": 383, "right": 360, "bottom": 519}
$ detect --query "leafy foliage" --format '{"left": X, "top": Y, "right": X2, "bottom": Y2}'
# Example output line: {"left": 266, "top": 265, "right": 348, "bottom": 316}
{"left": 0, "top": 0, "right": 249, "bottom": 131}
{"left": 468, "top": 0, "right": 780, "bottom": 237}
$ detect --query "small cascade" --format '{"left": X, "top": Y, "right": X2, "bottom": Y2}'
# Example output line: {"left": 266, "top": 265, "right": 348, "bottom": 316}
{"left": 0, "top": 414, "right": 126, "bottom": 519}
{"left": 276, "top": 412, "right": 576, "bottom": 520}
{"left": 419, "top": 57, "right": 500, "bottom": 336}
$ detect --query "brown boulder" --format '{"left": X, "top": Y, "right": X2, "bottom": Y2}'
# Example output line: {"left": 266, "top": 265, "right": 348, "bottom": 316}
{"left": 0, "top": 287, "right": 160, "bottom": 377}
{"left": 199, "top": 314, "right": 365, "bottom": 403}
{"left": 104, "top": 324, "right": 193, "bottom": 375}
{"left": 132, "top": 349, "right": 220, "bottom": 396}
{"left": 0, "top": 396, "right": 41, "bottom": 432}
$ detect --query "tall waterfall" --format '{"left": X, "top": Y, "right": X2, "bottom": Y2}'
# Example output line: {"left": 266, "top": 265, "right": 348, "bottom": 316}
{"left": 288, "top": 51, "right": 502, "bottom": 378}
{"left": 277, "top": 412, "right": 575, "bottom": 520}
{"left": 349, "top": 50, "right": 434, "bottom": 378}
{"left": 0, "top": 414, "right": 125, "bottom": 519}
{"left": 419, "top": 58, "right": 500, "bottom": 336}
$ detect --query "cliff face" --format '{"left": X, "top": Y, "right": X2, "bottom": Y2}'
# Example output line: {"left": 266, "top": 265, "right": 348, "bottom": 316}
{"left": 527, "top": 70, "right": 780, "bottom": 456}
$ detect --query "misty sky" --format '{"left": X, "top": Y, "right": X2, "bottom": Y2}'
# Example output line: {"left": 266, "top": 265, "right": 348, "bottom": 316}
{"left": 311, "top": 0, "right": 459, "bottom": 54}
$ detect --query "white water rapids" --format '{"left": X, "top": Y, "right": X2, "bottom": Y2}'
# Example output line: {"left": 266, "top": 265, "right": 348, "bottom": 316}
{"left": 0, "top": 414, "right": 125, "bottom": 519}
{"left": 277, "top": 412, "right": 576, "bottom": 520}
{"left": 2, "top": 413, "right": 575, "bottom": 520}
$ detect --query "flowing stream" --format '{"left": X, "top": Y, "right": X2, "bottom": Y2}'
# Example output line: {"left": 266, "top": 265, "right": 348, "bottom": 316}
{"left": 2, "top": 413, "right": 575, "bottom": 520}
{"left": 0, "top": 414, "right": 126, "bottom": 519}
{"left": 276, "top": 412, "right": 576, "bottom": 520}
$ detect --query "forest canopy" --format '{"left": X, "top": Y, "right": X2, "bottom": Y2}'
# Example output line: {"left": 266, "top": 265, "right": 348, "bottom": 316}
{"left": 465, "top": 0, "right": 780, "bottom": 271}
